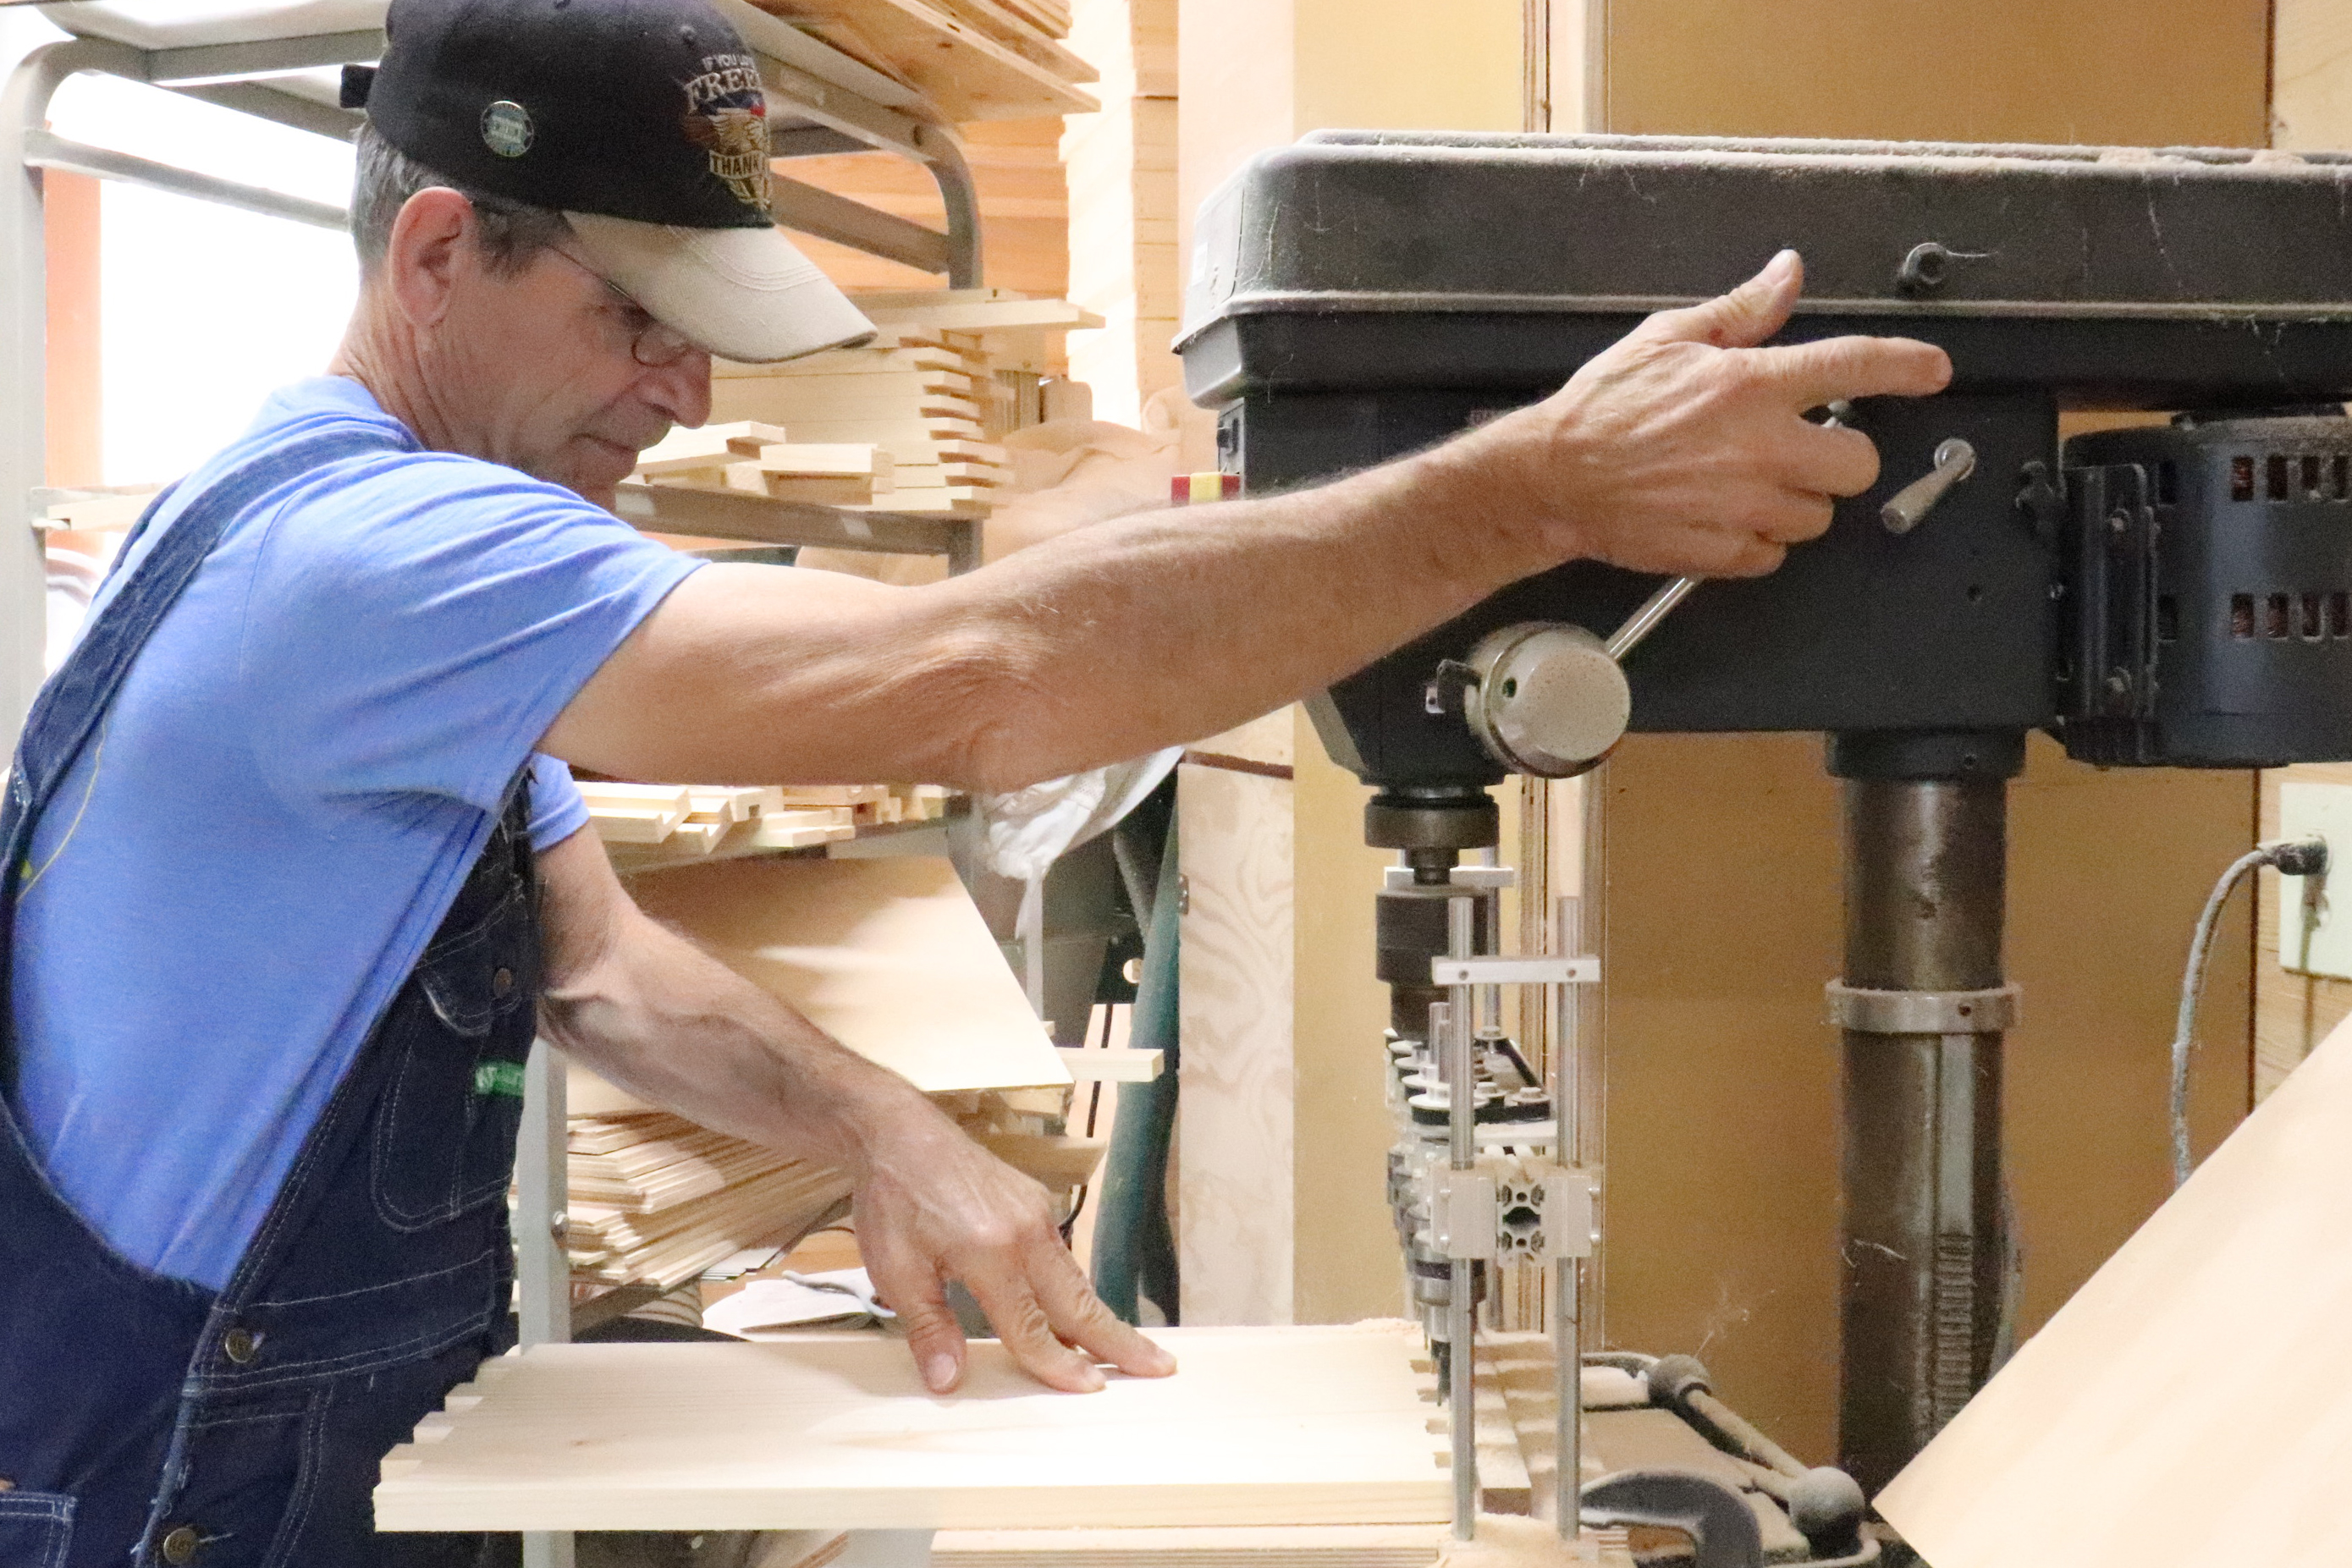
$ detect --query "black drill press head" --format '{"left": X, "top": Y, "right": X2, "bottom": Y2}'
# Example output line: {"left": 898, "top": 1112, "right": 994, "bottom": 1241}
{"left": 1175, "top": 131, "right": 2352, "bottom": 797}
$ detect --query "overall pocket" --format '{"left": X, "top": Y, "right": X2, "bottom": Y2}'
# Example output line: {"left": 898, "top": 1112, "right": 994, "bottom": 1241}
{"left": 371, "top": 883, "right": 538, "bottom": 1233}
{"left": 161, "top": 1393, "right": 319, "bottom": 1568}
{"left": 0, "top": 1491, "right": 73, "bottom": 1568}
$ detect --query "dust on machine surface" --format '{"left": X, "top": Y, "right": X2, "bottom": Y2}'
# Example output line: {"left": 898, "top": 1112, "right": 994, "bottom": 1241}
{"left": 1176, "top": 130, "right": 2352, "bottom": 1565}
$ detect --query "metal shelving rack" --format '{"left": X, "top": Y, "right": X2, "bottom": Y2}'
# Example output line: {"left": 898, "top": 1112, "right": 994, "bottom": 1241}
{"left": 3, "top": 0, "right": 989, "bottom": 743}
{"left": 1, "top": 8, "right": 989, "bottom": 1560}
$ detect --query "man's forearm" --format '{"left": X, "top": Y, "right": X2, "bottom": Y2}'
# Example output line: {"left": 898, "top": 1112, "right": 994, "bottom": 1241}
{"left": 548, "top": 437, "right": 1540, "bottom": 792}
{"left": 538, "top": 900, "right": 948, "bottom": 1177}
{"left": 546, "top": 255, "right": 1952, "bottom": 792}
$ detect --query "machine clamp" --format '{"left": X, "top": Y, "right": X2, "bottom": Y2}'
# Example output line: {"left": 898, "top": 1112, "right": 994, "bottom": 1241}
{"left": 1825, "top": 980, "right": 2020, "bottom": 1035}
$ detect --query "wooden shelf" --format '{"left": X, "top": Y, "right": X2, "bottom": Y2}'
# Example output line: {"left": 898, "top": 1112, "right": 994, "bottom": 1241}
{"left": 611, "top": 481, "right": 981, "bottom": 567}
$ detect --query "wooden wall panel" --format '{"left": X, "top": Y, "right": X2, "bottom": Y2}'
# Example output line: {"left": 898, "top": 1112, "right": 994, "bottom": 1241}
{"left": 1290, "top": 707, "right": 1407, "bottom": 1326}
{"left": 1176, "top": 759, "right": 1297, "bottom": 1325}
{"left": 1597, "top": 734, "right": 1847, "bottom": 1459}
{"left": 1603, "top": 0, "right": 2269, "bottom": 147}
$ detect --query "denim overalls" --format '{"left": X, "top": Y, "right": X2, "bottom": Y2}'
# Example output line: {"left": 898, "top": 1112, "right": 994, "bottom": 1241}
{"left": 0, "top": 432, "right": 542, "bottom": 1566}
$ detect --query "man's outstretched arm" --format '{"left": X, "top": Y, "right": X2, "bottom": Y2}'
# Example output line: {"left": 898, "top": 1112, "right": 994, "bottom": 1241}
{"left": 542, "top": 251, "right": 1951, "bottom": 790}
{"left": 532, "top": 827, "right": 1165, "bottom": 1395}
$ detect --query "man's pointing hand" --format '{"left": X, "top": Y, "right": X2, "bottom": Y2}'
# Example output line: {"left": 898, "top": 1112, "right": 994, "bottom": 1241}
{"left": 1460, "top": 248, "right": 1953, "bottom": 580}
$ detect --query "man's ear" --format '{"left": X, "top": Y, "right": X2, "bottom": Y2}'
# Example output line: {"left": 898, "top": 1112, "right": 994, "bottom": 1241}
{"left": 383, "top": 187, "right": 476, "bottom": 330}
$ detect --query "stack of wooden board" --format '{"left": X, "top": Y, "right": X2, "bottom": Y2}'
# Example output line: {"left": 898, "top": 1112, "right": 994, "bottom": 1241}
{"left": 566, "top": 1111, "right": 851, "bottom": 1290}
{"left": 634, "top": 421, "right": 896, "bottom": 508}
{"left": 705, "top": 293, "right": 1102, "bottom": 528}
{"left": 708, "top": 338, "right": 1010, "bottom": 518}
{"left": 575, "top": 780, "right": 950, "bottom": 873}
{"left": 747, "top": 0, "right": 1096, "bottom": 122}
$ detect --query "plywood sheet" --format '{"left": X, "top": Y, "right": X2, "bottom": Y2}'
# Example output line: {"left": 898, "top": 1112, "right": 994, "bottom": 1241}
{"left": 375, "top": 1326, "right": 1449, "bottom": 1532}
{"left": 1876, "top": 1010, "right": 2352, "bottom": 1567}
{"left": 1176, "top": 762, "right": 1296, "bottom": 1326}
{"left": 623, "top": 856, "right": 1068, "bottom": 1095}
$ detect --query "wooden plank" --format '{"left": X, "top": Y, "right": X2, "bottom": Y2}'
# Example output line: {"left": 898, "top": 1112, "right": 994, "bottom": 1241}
{"left": 375, "top": 1326, "right": 1449, "bottom": 1532}
{"left": 609, "top": 481, "right": 972, "bottom": 557}
{"left": 741, "top": 419, "right": 991, "bottom": 451}
{"left": 928, "top": 0, "right": 1094, "bottom": 80}
{"left": 621, "top": 856, "right": 1068, "bottom": 1095}
{"left": 975, "top": 1130, "right": 1106, "bottom": 1189}
{"left": 636, "top": 421, "right": 794, "bottom": 474}
{"left": 1176, "top": 762, "right": 1297, "bottom": 1326}
{"left": 1055, "top": 1046, "right": 1164, "bottom": 1082}
{"left": 746, "top": 0, "right": 1099, "bottom": 121}
{"left": 1876, "top": 1009, "right": 2352, "bottom": 1567}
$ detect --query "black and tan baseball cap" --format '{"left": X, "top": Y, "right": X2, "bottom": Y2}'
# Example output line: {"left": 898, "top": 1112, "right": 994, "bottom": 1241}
{"left": 344, "top": 0, "right": 874, "bottom": 363}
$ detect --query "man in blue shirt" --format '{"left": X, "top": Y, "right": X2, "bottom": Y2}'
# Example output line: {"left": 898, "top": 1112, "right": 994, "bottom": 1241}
{"left": 0, "top": 0, "right": 1949, "bottom": 1562}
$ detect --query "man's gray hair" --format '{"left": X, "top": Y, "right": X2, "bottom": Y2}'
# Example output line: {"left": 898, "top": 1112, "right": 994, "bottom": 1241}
{"left": 350, "top": 124, "right": 571, "bottom": 278}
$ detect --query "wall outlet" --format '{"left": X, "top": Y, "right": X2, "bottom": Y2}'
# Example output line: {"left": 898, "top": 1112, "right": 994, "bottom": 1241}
{"left": 2278, "top": 782, "right": 2352, "bottom": 978}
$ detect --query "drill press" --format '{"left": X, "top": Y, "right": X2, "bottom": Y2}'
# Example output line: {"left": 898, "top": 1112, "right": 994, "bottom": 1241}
{"left": 1176, "top": 131, "right": 2352, "bottom": 1543}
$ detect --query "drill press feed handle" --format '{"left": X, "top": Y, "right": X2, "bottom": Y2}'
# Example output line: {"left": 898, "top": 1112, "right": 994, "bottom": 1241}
{"left": 1461, "top": 621, "right": 1631, "bottom": 777}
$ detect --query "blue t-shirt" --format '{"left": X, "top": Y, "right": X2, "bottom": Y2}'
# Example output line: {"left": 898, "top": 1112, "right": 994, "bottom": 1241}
{"left": 9, "top": 377, "right": 701, "bottom": 1289}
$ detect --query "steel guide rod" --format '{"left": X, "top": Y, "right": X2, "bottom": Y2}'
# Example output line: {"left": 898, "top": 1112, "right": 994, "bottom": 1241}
{"left": 1553, "top": 892, "right": 1582, "bottom": 1545}
{"left": 1444, "top": 894, "right": 1480, "bottom": 1540}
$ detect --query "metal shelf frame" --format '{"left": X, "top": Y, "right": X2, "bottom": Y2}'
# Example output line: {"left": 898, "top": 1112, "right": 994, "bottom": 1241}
{"left": 3, "top": 0, "right": 987, "bottom": 745}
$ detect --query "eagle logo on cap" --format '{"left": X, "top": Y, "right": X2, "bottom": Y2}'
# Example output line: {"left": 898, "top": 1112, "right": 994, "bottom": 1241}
{"left": 683, "top": 54, "right": 772, "bottom": 214}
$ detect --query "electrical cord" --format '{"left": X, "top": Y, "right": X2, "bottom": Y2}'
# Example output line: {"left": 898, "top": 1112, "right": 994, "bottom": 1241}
{"left": 2169, "top": 835, "right": 2328, "bottom": 1190}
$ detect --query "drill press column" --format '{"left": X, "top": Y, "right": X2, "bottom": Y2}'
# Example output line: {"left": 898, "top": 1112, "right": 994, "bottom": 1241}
{"left": 1830, "top": 730, "right": 2021, "bottom": 1496}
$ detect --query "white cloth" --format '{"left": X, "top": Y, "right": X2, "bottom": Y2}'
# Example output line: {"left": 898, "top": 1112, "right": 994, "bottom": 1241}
{"left": 976, "top": 749, "right": 1181, "bottom": 883}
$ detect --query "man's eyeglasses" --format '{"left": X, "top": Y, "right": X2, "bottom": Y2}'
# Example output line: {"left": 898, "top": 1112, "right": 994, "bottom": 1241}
{"left": 546, "top": 246, "right": 699, "bottom": 368}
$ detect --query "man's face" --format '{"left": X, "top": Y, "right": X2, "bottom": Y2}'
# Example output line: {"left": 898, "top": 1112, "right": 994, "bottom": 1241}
{"left": 425, "top": 236, "right": 713, "bottom": 508}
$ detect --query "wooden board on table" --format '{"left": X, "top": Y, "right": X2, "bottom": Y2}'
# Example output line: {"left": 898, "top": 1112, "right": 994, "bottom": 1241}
{"left": 1877, "top": 1009, "right": 2352, "bottom": 1567}
{"left": 930, "top": 1523, "right": 1444, "bottom": 1565}
{"left": 620, "top": 856, "right": 1067, "bottom": 1095}
{"left": 375, "top": 1325, "right": 1449, "bottom": 1533}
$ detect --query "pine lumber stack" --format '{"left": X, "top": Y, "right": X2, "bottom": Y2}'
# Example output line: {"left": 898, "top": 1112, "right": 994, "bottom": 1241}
{"left": 702, "top": 294, "right": 1102, "bottom": 554}
{"left": 746, "top": 0, "right": 1095, "bottom": 123}
{"left": 631, "top": 421, "right": 899, "bottom": 509}
{"left": 576, "top": 779, "right": 951, "bottom": 872}
{"left": 709, "top": 336, "right": 1011, "bottom": 518}
{"left": 566, "top": 1110, "right": 851, "bottom": 1291}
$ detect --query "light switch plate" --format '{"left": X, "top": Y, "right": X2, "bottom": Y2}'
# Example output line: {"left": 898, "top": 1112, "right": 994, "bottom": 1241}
{"left": 2278, "top": 782, "right": 2352, "bottom": 978}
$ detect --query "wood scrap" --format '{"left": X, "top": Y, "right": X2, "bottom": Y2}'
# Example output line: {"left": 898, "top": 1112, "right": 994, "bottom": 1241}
{"left": 973, "top": 1129, "right": 1106, "bottom": 1190}
{"left": 1055, "top": 1046, "right": 1164, "bottom": 1081}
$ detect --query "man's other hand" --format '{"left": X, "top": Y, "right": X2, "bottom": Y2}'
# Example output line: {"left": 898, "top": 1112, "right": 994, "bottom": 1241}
{"left": 1464, "top": 248, "right": 1953, "bottom": 580}
{"left": 854, "top": 1109, "right": 1176, "bottom": 1395}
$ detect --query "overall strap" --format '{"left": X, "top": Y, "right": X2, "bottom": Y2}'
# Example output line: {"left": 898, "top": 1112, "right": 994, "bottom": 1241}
{"left": 5, "top": 426, "right": 384, "bottom": 838}
{"left": 2, "top": 425, "right": 394, "bottom": 1090}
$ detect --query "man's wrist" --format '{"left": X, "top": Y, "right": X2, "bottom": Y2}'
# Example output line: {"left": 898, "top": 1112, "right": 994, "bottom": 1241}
{"left": 1395, "top": 415, "right": 1589, "bottom": 585}
{"left": 810, "top": 1072, "right": 958, "bottom": 1180}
